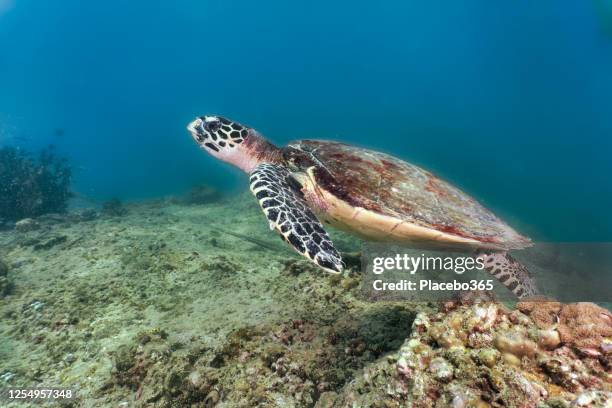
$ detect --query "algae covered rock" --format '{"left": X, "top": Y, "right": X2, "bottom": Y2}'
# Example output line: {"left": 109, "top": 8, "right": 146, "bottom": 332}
{"left": 334, "top": 296, "right": 611, "bottom": 408}
{"left": 0, "top": 258, "right": 14, "bottom": 297}
{"left": 104, "top": 304, "right": 413, "bottom": 408}
{"left": 15, "top": 218, "right": 40, "bottom": 232}
{"left": 519, "top": 300, "right": 612, "bottom": 358}
{"left": 101, "top": 198, "right": 128, "bottom": 217}
{"left": 182, "top": 183, "right": 222, "bottom": 205}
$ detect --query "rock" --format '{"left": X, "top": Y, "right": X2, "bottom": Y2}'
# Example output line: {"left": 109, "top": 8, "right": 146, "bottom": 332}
{"left": 477, "top": 348, "right": 499, "bottom": 368}
{"left": 183, "top": 184, "right": 221, "bottom": 205}
{"left": 101, "top": 198, "right": 128, "bottom": 217}
{"left": 79, "top": 208, "right": 98, "bottom": 221}
{"left": 0, "top": 372, "right": 15, "bottom": 382}
{"left": 203, "top": 389, "right": 220, "bottom": 406}
{"left": 571, "top": 391, "right": 612, "bottom": 407}
{"left": 0, "top": 259, "right": 13, "bottom": 298}
{"left": 429, "top": 357, "right": 453, "bottom": 381}
{"left": 336, "top": 298, "right": 611, "bottom": 408}
{"left": 517, "top": 300, "right": 563, "bottom": 329}
{"left": 518, "top": 301, "right": 612, "bottom": 356}
{"left": 33, "top": 235, "right": 67, "bottom": 250}
{"left": 557, "top": 303, "right": 612, "bottom": 354}
{"left": 493, "top": 330, "right": 538, "bottom": 358}
{"left": 538, "top": 328, "right": 562, "bottom": 350}
{"left": 64, "top": 353, "right": 75, "bottom": 364}
{"left": 15, "top": 218, "right": 40, "bottom": 232}
{"left": 314, "top": 391, "right": 338, "bottom": 407}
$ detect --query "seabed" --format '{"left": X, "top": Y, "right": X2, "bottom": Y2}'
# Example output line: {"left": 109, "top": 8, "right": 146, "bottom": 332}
{"left": 0, "top": 193, "right": 610, "bottom": 407}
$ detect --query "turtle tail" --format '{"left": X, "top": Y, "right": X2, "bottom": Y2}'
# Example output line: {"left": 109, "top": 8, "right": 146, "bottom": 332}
{"left": 475, "top": 251, "right": 540, "bottom": 299}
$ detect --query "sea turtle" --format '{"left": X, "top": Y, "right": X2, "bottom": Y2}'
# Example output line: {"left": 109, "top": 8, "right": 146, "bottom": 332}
{"left": 187, "top": 115, "right": 539, "bottom": 298}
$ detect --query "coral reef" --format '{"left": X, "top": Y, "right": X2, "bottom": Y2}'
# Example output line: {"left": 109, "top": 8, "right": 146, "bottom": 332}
{"left": 333, "top": 295, "right": 611, "bottom": 408}
{"left": 518, "top": 300, "right": 612, "bottom": 357}
{"left": 557, "top": 303, "right": 612, "bottom": 354}
{"left": 0, "top": 146, "right": 72, "bottom": 221}
{"left": 516, "top": 299, "right": 562, "bottom": 329}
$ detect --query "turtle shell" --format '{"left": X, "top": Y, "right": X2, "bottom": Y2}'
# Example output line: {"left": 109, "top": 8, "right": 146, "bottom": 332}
{"left": 283, "top": 140, "right": 531, "bottom": 251}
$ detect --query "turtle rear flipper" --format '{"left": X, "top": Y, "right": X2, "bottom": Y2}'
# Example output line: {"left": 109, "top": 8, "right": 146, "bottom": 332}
{"left": 476, "top": 251, "right": 540, "bottom": 298}
{"left": 249, "top": 163, "right": 343, "bottom": 273}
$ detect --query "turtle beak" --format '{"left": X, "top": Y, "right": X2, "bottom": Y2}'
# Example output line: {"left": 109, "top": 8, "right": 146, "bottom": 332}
{"left": 187, "top": 118, "right": 202, "bottom": 134}
{"left": 187, "top": 118, "right": 204, "bottom": 142}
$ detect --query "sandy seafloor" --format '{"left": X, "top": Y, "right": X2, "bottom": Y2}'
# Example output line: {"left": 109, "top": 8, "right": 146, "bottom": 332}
{"left": 0, "top": 193, "right": 416, "bottom": 407}
{"left": 0, "top": 193, "right": 611, "bottom": 407}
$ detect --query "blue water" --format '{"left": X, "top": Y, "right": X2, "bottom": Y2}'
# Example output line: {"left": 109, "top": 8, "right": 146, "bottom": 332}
{"left": 1, "top": 1, "right": 611, "bottom": 241}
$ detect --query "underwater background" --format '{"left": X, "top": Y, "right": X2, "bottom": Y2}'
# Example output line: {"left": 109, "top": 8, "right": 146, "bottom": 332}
{"left": 2, "top": 2, "right": 612, "bottom": 407}
{"left": 1, "top": 0, "right": 612, "bottom": 242}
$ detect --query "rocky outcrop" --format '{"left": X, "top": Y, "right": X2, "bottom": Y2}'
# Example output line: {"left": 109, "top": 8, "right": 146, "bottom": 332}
{"left": 332, "top": 295, "right": 611, "bottom": 408}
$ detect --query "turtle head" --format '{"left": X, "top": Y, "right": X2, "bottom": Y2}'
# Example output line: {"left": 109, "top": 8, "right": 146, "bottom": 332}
{"left": 188, "top": 115, "right": 248, "bottom": 152}
{"left": 187, "top": 115, "right": 279, "bottom": 172}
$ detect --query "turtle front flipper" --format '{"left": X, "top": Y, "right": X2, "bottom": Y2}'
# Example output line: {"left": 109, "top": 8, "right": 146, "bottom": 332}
{"left": 249, "top": 163, "right": 343, "bottom": 273}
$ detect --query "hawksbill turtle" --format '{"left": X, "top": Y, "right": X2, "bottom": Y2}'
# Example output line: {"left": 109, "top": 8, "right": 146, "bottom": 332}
{"left": 187, "top": 115, "right": 539, "bottom": 298}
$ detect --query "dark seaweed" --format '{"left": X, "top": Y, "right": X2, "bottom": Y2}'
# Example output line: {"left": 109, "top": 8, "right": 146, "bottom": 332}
{"left": 0, "top": 146, "right": 72, "bottom": 220}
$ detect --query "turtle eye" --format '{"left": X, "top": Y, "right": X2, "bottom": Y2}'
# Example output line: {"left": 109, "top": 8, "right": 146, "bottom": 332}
{"left": 204, "top": 120, "right": 221, "bottom": 133}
